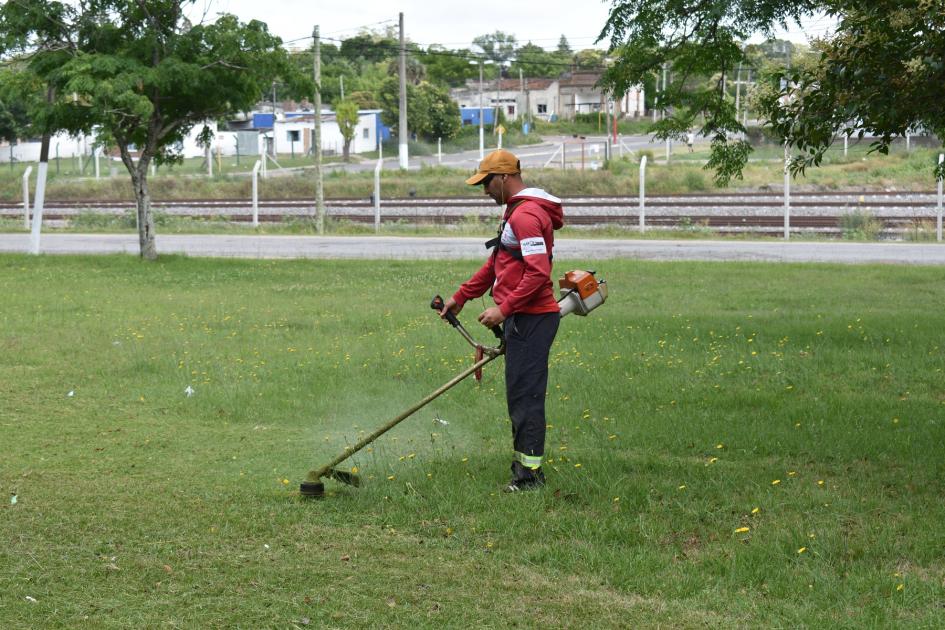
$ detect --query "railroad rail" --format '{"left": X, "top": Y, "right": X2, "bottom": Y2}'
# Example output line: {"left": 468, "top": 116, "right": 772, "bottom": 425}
{"left": 3, "top": 191, "right": 942, "bottom": 236}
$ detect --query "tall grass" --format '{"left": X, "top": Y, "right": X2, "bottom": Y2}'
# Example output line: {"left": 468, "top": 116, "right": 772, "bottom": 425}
{"left": 1, "top": 255, "right": 944, "bottom": 627}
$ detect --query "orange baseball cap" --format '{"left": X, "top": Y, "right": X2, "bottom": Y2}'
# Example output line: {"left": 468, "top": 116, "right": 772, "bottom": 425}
{"left": 465, "top": 149, "right": 521, "bottom": 185}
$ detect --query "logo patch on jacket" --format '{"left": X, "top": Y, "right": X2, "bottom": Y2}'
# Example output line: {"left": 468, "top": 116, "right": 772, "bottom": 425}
{"left": 519, "top": 237, "right": 547, "bottom": 256}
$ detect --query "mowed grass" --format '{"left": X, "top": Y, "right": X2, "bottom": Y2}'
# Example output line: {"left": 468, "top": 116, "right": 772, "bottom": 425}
{"left": 1, "top": 255, "right": 944, "bottom": 627}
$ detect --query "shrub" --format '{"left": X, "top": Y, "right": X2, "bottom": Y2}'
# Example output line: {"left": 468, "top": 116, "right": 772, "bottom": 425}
{"left": 839, "top": 210, "right": 884, "bottom": 240}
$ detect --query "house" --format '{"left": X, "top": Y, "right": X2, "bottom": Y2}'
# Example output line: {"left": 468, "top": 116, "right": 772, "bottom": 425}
{"left": 452, "top": 78, "right": 559, "bottom": 122}
{"left": 450, "top": 72, "right": 645, "bottom": 122}
{"left": 558, "top": 71, "right": 645, "bottom": 118}
{"left": 271, "top": 109, "right": 381, "bottom": 156}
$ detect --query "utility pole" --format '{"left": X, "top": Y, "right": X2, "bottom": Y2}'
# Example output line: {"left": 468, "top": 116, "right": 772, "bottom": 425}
{"left": 478, "top": 59, "right": 485, "bottom": 159}
{"left": 735, "top": 60, "right": 743, "bottom": 138}
{"left": 398, "top": 12, "right": 408, "bottom": 169}
{"left": 314, "top": 25, "right": 325, "bottom": 234}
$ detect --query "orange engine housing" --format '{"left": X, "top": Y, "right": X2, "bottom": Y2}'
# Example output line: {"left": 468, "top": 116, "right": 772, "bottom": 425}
{"left": 558, "top": 270, "right": 598, "bottom": 299}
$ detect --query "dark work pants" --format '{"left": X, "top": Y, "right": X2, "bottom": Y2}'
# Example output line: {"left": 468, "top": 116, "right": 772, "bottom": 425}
{"left": 504, "top": 312, "right": 560, "bottom": 461}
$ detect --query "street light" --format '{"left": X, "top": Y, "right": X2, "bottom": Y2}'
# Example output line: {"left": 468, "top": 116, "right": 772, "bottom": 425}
{"left": 470, "top": 58, "right": 494, "bottom": 160}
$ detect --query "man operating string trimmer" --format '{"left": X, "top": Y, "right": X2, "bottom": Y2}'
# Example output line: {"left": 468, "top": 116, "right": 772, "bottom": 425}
{"left": 439, "top": 149, "right": 564, "bottom": 492}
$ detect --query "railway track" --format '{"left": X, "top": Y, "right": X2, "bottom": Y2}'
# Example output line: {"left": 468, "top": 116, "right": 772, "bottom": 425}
{"left": 3, "top": 191, "right": 942, "bottom": 236}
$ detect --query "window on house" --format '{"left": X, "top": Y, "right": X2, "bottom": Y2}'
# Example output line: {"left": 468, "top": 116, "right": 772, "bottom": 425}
{"left": 507, "top": 105, "right": 515, "bottom": 115}
{"left": 537, "top": 104, "right": 547, "bottom": 114}
{"left": 362, "top": 128, "right": 370, "bottom": 139}
{"left": 287, "top": 130, "right": 300, "bottom": 142}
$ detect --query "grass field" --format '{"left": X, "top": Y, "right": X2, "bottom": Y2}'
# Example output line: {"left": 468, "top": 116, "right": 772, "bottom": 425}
{"left": 2, "top": 255, "right": 944, "bottom": 627}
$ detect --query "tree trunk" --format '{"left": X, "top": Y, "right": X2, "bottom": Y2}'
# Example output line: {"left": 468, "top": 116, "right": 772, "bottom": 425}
{"left": 343, "top": 140, "right": 350, "bottom": 162}
{"left": 130, "top": 166, "right": 157, "bottom": 260}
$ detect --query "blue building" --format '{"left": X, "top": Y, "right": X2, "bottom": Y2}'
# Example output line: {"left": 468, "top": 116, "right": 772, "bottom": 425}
{"left": 460, "top": 107, "right": 495, "bottom": 127}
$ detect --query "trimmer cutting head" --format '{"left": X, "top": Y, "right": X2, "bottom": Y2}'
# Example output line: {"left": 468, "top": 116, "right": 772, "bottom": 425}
{"left": 299, "top": 468, "right": 361, "bottom": 498}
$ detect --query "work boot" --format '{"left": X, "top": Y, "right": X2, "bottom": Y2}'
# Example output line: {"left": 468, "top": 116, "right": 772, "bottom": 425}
{"left": 503, "top": 460, "right": 545, "bottom": 493}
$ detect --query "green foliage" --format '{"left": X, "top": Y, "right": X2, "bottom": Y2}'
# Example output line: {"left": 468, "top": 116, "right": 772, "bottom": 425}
{"left": 422, "top": 45, "right": 478, "bottom": 87}
{"left": 601, "top": 0, "right": 945, "bottom": 184}
{"left": 334, "top": 100, "right": 359, "bottom": 161}
{"left": 0, "top": 0, "right": 309, "bottom": 258}
{"left": 762, "top": 1, "right": 945, "bottom": 180}
{"left": 509, "top": 42, "right": 563, "bottom": 79}
{"left": 472, "top": 31, "right": 517, "bottom": 65}
{"left": 839, "top": 210, "right": 883, "bottom": 240}
{"left": 379, "top": 78, "right": 460, "bottom": 142}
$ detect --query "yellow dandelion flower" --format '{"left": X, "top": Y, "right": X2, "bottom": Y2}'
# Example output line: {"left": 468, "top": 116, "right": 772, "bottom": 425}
{"left": 387, "top": 475, "right": 395, "bottom": 481}
{"left": 788, "top": 471, "right": 797, "bottom": 477}
{"left": 772, "top": 479, "right": 781, "bottom": 485}
{"left": 678, "top": 485, "right": 686, "bottom": 490}
{"left": 734, "top": 527, "right": 750, "bottom": 534}
{"left": 281, "top": 478, "right": 289, "bottom": 485}
{"left": 716, "top": 443, "right": 724, "bottom": 449}
{"left": 608, "top": 434, "right": 617, "bottom": 440}
{"left": 461, "top": 457, "right": 468, "bottom": 463}
{"left": 613, "top": 497, "right": 620, "bottom": 503}
{"left": 798, "top": 547, "right": 807, "bottom": 554}
{"left": 574, "top": 463, "right": 582, "bottom": 468}
{"left": 708, "top": 457, "right": 718, "bottom": 464}
{"left": 817, "top": 480, "right": 825, "bottom": 486}
{"left": 751, "top": 507, "right": 761, "bottom": 514}
{"left": 896, "top": 584, "right": 904, "bottom": 592}
{"left": 351, "top": 466, "right": 358, "bottom": 474}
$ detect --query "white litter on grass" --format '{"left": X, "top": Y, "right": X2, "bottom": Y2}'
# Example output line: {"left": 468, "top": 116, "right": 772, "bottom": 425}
{"left": 25, "top": 596, "right": 37, "bottom": 603}
{"left": 67, "top": 390, "right": 74, "bottom": 397}
{"left": 10, "top": 493, "right": 16, "bottom": 505}
{"left": 434, "top": 415, "right": 449, "bottom": 426}
{"left": 184, "top": 386, "right": 195, "bottom": 397}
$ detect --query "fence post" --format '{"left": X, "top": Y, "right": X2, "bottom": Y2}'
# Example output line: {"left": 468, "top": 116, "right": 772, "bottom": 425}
{"left": 561, "top": 143, "right": 565, "bottom": 170}
{"left": 639, "top": 155, "right": 647, "bottom": 233}
{"left": 937, "top": 153, "right": 943, "bottom": 242}
{"left": 251, "top": 160, "right": 261, "bottom": 227}
{"left": 374, "top": 157, "right": 383, "bottom": 234}
{"left": 94, "top": 148, "right": 100, "bottom": 179}
{"left": 29, "top": 161, "right": 48, "bottom": 255}
{"left": 437, "top": 137, "right": 442, "bottom": 164}
{"left": 784, "top": 144, "right": 791, "bottom": 240}
{"left": 843, "top": 135, "right": 848, "bottom": 157}
{"left": 22, "top": 166, "right": 32, "bottom": 229}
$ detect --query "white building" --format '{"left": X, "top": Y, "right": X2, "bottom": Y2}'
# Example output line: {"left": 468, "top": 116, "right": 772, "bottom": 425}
{"left": 450, "top": 73, "right": 645, "bottom": 122}
{"left": 271, "top": 109, "right": 380, "bottom": 157}
{"left": 0, "top": 122, "right": 218, "bottom": 163}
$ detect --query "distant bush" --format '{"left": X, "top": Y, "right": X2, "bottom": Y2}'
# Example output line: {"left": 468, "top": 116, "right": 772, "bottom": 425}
{"left": 840, "top": 210, "right": 884, "bottom": 240}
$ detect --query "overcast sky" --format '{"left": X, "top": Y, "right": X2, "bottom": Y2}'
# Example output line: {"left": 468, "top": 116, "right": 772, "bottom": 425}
{"left": 187, "top": 1, "right": 835, "bottom": 52}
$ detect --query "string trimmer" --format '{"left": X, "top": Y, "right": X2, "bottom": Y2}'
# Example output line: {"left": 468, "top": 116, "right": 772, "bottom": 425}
{"left": 299, "top": 270, "right": 608, "bottom": 498}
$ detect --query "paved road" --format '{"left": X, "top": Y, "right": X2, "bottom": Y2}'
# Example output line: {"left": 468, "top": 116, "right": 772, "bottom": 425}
{"left": 331, "top": 134, "right": 658, "bottom": 173}
{"left": 2, "top": 233, "right": 944, "bottom": 264}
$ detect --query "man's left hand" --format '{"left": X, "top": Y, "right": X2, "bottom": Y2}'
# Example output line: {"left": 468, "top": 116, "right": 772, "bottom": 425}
{"left": 477, "top": 307, "right": 506, "bottom": 328}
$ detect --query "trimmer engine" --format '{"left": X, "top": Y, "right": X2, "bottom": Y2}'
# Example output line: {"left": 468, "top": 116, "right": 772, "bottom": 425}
{"left": 557, "top": 270, "right": 608, "bottom": 316}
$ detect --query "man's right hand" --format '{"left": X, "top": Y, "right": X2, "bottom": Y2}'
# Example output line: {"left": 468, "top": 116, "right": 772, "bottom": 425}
{"left": 439, "top": 296, "right": 461, "bottom": 318}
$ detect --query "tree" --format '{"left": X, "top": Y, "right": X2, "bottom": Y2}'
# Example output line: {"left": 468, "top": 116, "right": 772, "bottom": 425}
{"left": 510, "top": 42, "right": 561, "bottom": 79}
{"left": 378, "top": 78, "right": 459, "bottom": 142}
{"left": 423, "top": 45, "right": 477, "bottom": 87}
{"left": 599, "top": 0, "right": 945, "bottom": 184}
{"left": 0, "top": 68, "right": 36, "bottom": 142}
{"left": 556, "top": 35, "right": 573, "bottom": 59}
{"left": 473, "top": 31, "right": 517, "bottom": 67}
{"left": 0, "top": 0, "right": 307, "bottom": 259}
{"left": 334, "top": 100, "right": 359, "bottom": 162}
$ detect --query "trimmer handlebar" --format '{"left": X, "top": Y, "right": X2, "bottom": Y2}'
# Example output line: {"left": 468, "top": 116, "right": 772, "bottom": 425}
{"left": 431, "top": 295, "right": 461, "bottom": 328}
{"left": 431, "top": 295, "right": 504, "bottom": 352}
